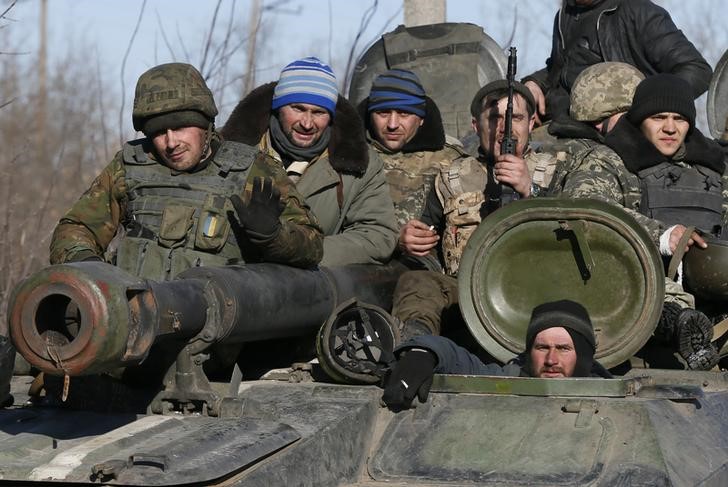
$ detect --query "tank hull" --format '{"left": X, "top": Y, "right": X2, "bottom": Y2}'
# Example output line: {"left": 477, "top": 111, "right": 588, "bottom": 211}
{"left": 2, "top": 371, "right": 728, "bottom": 486}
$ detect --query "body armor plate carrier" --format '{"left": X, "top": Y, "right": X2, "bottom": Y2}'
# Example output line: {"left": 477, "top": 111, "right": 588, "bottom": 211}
{"left": 116, "top": 139, "right": 257, "bottom": 281}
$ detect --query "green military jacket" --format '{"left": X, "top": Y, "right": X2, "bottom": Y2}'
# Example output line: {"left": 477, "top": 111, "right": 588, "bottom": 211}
{"left": 260, "top": 133, "right": 398, "bottom": 267}
{"left": 50, "top": 136, "right": 323, "bottom": 278}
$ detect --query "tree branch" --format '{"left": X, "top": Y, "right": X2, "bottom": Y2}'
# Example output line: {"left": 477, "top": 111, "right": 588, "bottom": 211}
{"left": 119, "top": 0, "right": 147, "bottom": 147}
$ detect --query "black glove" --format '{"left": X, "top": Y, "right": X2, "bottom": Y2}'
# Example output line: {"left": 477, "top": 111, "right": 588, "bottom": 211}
{"left": 230, "top": 177, "right": 285, "bottom": 239}
{"left": 381, "top": 349, "right": 437, "bottom": 410}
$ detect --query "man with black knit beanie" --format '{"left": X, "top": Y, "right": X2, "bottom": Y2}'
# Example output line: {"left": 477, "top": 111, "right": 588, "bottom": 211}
{"left": 382, "top": 300, "right": 611, "bottom": 410}
{"left": 559, "top": 73, "right": 726, "bottom": 370}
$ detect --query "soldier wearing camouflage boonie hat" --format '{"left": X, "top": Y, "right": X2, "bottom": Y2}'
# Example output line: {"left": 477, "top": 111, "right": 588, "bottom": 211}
{"left": 51, "top": 62, "right": 323, "bottom": 280}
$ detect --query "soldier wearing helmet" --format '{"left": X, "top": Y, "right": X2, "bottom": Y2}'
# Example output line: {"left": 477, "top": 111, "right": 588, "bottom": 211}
{"left": 549, "top": 62, "right": 645, "bottom": 194}
{"left": 50, "top": 62, "right": 323, "bottom": 279}
{"left": 555, "top": 72, "right": 726, "bottom": 370}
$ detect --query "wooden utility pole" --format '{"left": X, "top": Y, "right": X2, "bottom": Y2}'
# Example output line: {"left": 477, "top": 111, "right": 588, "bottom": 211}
{"left": 38, "top": 0, "right": 48, "bottom": 163}
{"left": 243, "top": 0, "right": 262, "bottom": 96}
{"left": 404, "top": 0, "right": 445, "bottom": 27}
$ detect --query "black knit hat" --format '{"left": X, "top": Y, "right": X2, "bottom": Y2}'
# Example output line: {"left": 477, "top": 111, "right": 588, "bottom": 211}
{"left": 525, "top": 300, "right": 595, "bottom": 351}
{"left": 525, "top": 300, "right": 596, "bottom": 377}
{"left": 470, "top": 79, "right": 536, "bottom": 118}
{"left": 626, "top": 74, "right": 696, "bottom": 128}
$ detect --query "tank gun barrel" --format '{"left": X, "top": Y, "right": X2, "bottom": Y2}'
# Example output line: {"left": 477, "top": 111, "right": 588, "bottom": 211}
{"left": 8, "top": 262, "right": 401, "bottom": 377}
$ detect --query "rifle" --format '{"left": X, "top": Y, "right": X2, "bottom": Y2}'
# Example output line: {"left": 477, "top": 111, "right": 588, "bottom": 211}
{"left": 499, "top": 46, "right": 518, "bottom": 207}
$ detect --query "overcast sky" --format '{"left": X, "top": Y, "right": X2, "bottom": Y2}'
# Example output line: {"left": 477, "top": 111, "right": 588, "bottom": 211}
{"left": 3, "top": 0, "right": 726, "bottom": 134}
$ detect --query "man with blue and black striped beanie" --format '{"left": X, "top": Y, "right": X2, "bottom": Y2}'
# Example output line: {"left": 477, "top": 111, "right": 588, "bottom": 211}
{"left": 359, "top": 68, "right": 467, "bottom": 230}
{"left": 366, "top": 69, "right": 427, "bottom": 152}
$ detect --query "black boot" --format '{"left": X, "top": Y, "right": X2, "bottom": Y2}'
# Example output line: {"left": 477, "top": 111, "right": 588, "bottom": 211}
{"left": 675, "top": 309, "right": 719, "bottom": 370}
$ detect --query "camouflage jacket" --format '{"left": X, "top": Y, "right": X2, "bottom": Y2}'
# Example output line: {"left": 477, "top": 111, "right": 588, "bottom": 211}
{"left": 423, "top": 148, "right": 557, "bottom": 276}
{"left": 374, "top": 140, "right": 465, "bottom": 228}
{"left": 50, "top": 136, "right": 323, "bottom": 270}
{"left": 556, "top": 141, "right": 665, "bottom": 242}
{"left": 556, "top": 142, "right": 728, "bottom": 246}
{"left": 547, "top": 137, "right": 603, "bottom": 196}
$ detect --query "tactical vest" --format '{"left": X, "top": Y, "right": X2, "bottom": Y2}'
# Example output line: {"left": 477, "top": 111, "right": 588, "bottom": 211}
{"left": 438, "top": 150, "right": 557, "bottom": 275}
{"left": 637, "top": 162, "right": 724, "bottom": 237}
{"left": 381, "top": 144, "right": 462, "bottom": 227}
{"left": 116, "top": 139, "right": 257, "bottom": 281}
{"left": 527, "top": 151, "right": 559, "bottom": 190}
{"left": 436, "top": 156, "right": 489, "bottom": 276}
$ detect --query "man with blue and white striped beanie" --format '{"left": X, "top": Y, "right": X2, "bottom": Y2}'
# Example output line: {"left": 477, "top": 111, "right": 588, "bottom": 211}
{"left": 268, "top": 56, "right": 338, "bottom": 162}
{"left": 272, "top": 57, "right": 339, "bottom": 116}
{"left": 221, "top": 55, "right": 399, "bottom": 267}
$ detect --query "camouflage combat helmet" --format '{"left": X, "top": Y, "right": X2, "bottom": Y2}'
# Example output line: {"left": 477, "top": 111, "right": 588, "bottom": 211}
{"left": 132, "top": 62, "right": 218, "bottom": 135}
{"left": 569, "top": 62, "right": 644, "bottom": 122}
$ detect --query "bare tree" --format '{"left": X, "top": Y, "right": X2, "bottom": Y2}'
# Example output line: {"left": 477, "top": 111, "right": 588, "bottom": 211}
{"left": 0, "top": 21, "right": 119, "bottom": 329}
{"left": 118, "top": 0, "right": 147, "bottom": 147}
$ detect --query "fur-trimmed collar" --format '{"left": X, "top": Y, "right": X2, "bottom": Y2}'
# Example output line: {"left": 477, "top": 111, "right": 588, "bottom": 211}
{"left": 220, "top": 82, "right": 369, "bottom": 176}
{"left": 605, "top": 117, "right": 725, "bottom": 174}
{"left": 357, "top": 96, "right": 446, "bottom": 153}
{"left": 548, "top": 116, "right": 604, "bottom": 143}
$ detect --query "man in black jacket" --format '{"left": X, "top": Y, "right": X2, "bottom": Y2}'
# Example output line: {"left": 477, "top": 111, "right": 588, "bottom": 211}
{"left": 523, "top": 0, "right": 712, "bottom": 123}
{"left": 382, "top": 300, "right": 611, "bottom": 409}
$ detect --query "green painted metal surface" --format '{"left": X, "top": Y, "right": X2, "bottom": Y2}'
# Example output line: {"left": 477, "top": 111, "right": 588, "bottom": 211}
{"left": 459, "top": 198, "right": 665, "bottom": 368}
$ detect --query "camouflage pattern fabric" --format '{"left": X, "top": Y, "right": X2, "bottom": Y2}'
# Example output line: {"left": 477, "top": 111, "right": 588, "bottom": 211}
{"left": 376, "top": 142, "right": 464, "bottom": 227}
{"left": 132, "top": 63, "right": 218, "bottom": 131}
{"left": 391, "top": 270, "right": 458, "bottom": 335}
{"left": 555, "top": 143, "right": 728, "bottom": 246}
{"left": 664, "top": 278, "right": 696, "bottom": 309}
{"left": 569, "top": 62, "right": 644, "bottom": 122}
{"left": 50, "top": 134, "right": 323, "bottom": 270}
{"left": 435, "top": 149, "right": 557, "bottom": 276}
{"left": 547, "top": 138, "right": 603, "bottom": 195}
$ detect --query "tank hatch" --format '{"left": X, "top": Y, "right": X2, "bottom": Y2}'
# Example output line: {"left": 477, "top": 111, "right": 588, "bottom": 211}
{"left": 458, "top": 198, "right": 664, "bottom": 368}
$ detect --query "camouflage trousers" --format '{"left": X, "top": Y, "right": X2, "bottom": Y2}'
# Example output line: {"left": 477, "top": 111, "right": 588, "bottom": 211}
{"left": 664, "top": 278, "right": 695, "bottom": 309}
{"left": 391, "top": 270, "right": 459, "bottom": 335}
